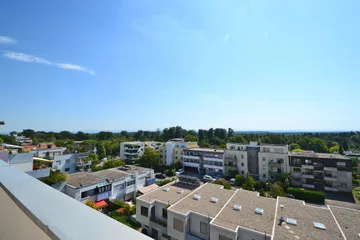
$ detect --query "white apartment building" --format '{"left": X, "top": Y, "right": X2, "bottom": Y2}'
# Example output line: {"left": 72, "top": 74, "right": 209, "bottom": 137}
{"left": 30, "top": 147, "right": 66, "bottom": 158}
{"left": 64, "top": 165, "right": 155, "bottom": 202}
{"left": 160, "top": 139, "right": 198, "bottom": 166}
{"left": 182, "top": 148, "right": 224, "bottom": 176}
{"left": 258, "top": 144, "right": 289, "bottom": 181}
{"left": 224, "top": 142, "right": 289, "bottom": 181}
{"left": 120, "top": 141, "right": 162, "bottom": 160}
{"left": 136, "top": 182, "right": 357, "bottom": 240}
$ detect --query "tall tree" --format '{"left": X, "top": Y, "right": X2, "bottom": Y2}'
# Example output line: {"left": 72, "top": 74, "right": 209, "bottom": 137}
{"left": 139, "top": 148, "right": 159, "bottom": 168}
{"left": 339, "top": 145, "right": 344, "bottom": 155}
{"left": 227, "top": 128, "right": 234, "bottom": 138}
{"left": 22, "top": 129, "right": 35, "bottom": 138}
{"left": 308, "top": 138, "right": 328, "bottom": 153}
{"left": 242, "top": 173, "right": 255, "bottom": 190}
{"left": 96, "top": 142, "right": 107, "bottom": 159}
{"left": 342, "top": 138, "right": 349, "bottom": 151}
{"left": 207, "top": 128, "right": 214, "bottom": 141}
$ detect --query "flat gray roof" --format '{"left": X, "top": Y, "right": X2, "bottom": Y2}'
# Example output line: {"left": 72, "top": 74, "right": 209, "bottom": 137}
{"left": 8, "top": 153, "right": 33, "bottom": 164}
{"left": 273, "top": 197, "right": 344, "bottom": 240}
{"left": 169, "top": 183, "right": 235, "bottom": 218}
{"left": 138, "top": 181, "right": 193, "bottom": 205}
{"left": 0, "top": 162, "right": 151, "bottom": 240}
{"left": 93, "top": 169, "right": 130, "bottom": 182}
{"left": 329, "top": 205, "right": 360, "bottom": 240}
{"left": 117, "top": 165, "right": 151, "bottom": 175}
{"left": 67, "top": 172, "right": 104, "bottom": 188}
{"left": 289, "top": 151, "right": 350, "bottom": 160}
{"left": 212, "top": 190, "right": 276, "bottom": 234}
{"left": 185, "top": 147, "right": 224, "bottom": 153}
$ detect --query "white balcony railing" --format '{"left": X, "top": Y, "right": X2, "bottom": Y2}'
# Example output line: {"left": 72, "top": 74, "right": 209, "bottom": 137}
{"left": 324, "top": 176, "right": 337, "bottom": 181}
{"left": 324, "top": 186, "right": 338, "bottom": 192}
{"left": 302, "top": 165, "right": 314, "bottom": 169}
{"left": 302, "top": 174, "right": 314, "bottom": 179}
{"left": 302, "top": 183, "right": 315, "bottom": 189}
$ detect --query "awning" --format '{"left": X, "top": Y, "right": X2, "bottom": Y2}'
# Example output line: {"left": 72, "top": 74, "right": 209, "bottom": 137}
{"left": 94, "top": 200, "right": 108, "bottom": 209}
{"left": 138, "top": 184, "right": 158, "bottom": 195}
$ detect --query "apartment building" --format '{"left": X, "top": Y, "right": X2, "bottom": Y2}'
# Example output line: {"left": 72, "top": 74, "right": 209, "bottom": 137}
{"left": 65, "top": 165, "right": 155, "bottom": 202}
{"left": 136, "top": 182, "right": 360, "bottom": 240}
{"left": 289, "top": 151, "right": 352, "bottom": 192}
{"left": 136, "top": 175, "right": 201, "bottom": 239}
{"left": 120, "top": 141, "right": 162, "bottom": 161}
{"left": 182, "top": 148, "right": 224, "bottom": 176}
{"left": 0, "top": 161, "right": 151, "bottom": 240}
{"left": 30, "top": 146, "right": 66, "bottom": 158}
{"left": 224, "top": 142, "right": 289, "bottom": 181}
{"left": 159, "top": 139, "right": 198, "bottom": 166}
{"left": 6, "top": 152, "right": 50, "bottom": 179}
{"left": 258, "top": 144, "right": 289, "bottom": 181}
{"left": 51, "top": 150, "right": 92, "bottom": 174}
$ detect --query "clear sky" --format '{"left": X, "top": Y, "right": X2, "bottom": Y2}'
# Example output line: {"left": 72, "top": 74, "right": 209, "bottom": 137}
{"left": 1, "top": 0, "right": 359, "bottom": 132}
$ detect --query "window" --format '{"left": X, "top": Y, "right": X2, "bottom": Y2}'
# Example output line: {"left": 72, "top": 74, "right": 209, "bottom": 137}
{"left": 175, "top": 157, "right": 178, "bottom": 160}
{"left": 262, "top": 165, "right": 266, "bottom": 169}
{"left": 219, "top": 235, "right": 232, "bottom": 240}
{"left": 293, "top": 158, "right": 301, "bottom": 165}
{"left": 241, "top": 163, "right": 244, "bottom": 167}
{"left": 173, "top": 218, "right": 184, "bottom": 232}
{"left": 56, "top": 161, "right": 61, "bottom": 165}
{"left": 127, "top": 180, "right": 135, "bottom": 186}
{"left": 263, "top": 174, "right": 266, "bottom": 178}
{"left": 65, "top": 167, "right": 70, "bottom": 172}
{"left": 141, "top": 206, "right": 148, "bottom": 217}
{"left": 293, "top": 167, "right": 301, "bottom": 173}
{"left": 241, "top": 155, "right": 244, "bottom": 159}
{"left": 241, "top": 171, "right": 244, "bottom": 174}
{"left": 162, "top": 208, "right": 167, "bottom": 219}
{"left": 66, "top": 159, "right": 70, "bottom": 163}
{"left": 262, "top": 157, "right": 266, "bottom": 161}
{"left": 81, "top": 189, "right": 96, "bottom": 198}
{"left": 200, "top": 221, "right": 208, "bottom": 235}
{"left": 337, "top": 162, "right": 346, "bottom": 167}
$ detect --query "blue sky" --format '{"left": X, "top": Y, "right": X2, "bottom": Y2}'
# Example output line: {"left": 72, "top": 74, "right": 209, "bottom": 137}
{"left": 1, "top": 0, "right": 359, "bottom": 132}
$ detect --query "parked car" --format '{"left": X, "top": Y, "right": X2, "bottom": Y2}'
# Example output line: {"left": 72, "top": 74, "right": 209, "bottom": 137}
{"left": 176, "top": 168, "right": 184, "bottom": 176}
{"left": 202, "top": 175, "right": 214, "bottom": 182}
{"left": 230, "top": 178, "right": 236, "bottom": 185}
{"left": 286, "top": 194, "right": 295, "bottom": 199}
{"left": 155, "top": 173, "right": 166, "bottom": 179}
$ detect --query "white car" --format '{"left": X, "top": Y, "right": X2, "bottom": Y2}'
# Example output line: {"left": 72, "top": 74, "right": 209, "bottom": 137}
{"left": 230, "top": 178, "right": 236, "bottom": 185}
{"left": 203, "top": 175, "right": 214, "bottom": 182}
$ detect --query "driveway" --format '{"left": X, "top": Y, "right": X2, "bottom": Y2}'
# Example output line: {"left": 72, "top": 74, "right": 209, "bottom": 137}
{"left": 325, "top": 191, "right": 360, "bottom": 210}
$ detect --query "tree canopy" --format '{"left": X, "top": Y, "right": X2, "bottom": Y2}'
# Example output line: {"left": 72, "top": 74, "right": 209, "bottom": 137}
{"left": 139, "top": 148, "right": 159, "bottom": 168}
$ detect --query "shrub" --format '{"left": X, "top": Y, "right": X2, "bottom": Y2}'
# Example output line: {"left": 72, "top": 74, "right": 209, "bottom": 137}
{"left": 212, "top": 178, "right": 232, "bottom": 189}
{"left": 85, "top": 200, "right": 99, "bottom": 210}
{"left": 287, "top": 187, "right": 324, "bottom": 204}
{"left": 164, "top": 169, "right": 175, "bottom": 177}
{"left": 255, "top": 180, "right": 267, "bottom": 191}
{"left": 235, "top": 174, "right": 245, "bottom": 186}
{"left": 156, "top": 178, "right": 175, "bottom": 186}
{"left": 40, "top": 170, "right": 67, "bottom": 185}
{"left": 259, "top": 188, "right": 265, "bottom": 197}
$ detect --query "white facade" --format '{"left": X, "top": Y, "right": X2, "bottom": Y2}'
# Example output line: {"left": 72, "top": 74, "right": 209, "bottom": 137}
{"left": 258, "top": 144, "right": 289, "bottom": 181}
{"left": 182, "top": 149, "right": 224, "bottom": 175}
{"left": 31, "top": 147, "right": 66, "bottom": 158}
{"left": 120, "top": 141, "right": 162, "bottom": 160}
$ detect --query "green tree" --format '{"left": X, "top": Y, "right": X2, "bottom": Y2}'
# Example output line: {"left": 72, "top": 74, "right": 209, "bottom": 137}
{"left": 139, "top": 148, "right": 159, "bottom": 168}
{"left": 242, "top": 173, "right": 255, "bottom": 190}
{"left": 96, "top": 142, "right": 107, "bottom": 159}
{"left": 269, "top": 182, "right": 285, "bottom": 198}
{"left": 85, "top": 200, "right": 99, "bottom": 210}
{"left": 290, "top": 143, "right": 301, "bottom": 151}
{"left": 22, "top": 129, "right": 35, "bottom": 138}
{"left": 339, "top": 145, "right": 344, "bottom": 155}
{"left": 103, "top": 159, "right": 125, "bottom": 169}
{"left": 329, "top": 145, "right": 340, "bottom": 153}
{"left": 40, "top": 170, "right": 67, "bottom": 185}
{"left": 342, "top": 138, "right": 349, "bottom": 151}
{"left": 259, "top": 188, "right": 265, "bottom": 197}
{"left": 308, "top": 138, "right": 328, "bottom": 153}
{"left": 235, "top": 174, "right": 245, "bottom": 186}
{"left": 184, "top": 134, "right": 197, "bottom": 142}
{"left": 0, "top": 137, "right": 3, "bottom": 144}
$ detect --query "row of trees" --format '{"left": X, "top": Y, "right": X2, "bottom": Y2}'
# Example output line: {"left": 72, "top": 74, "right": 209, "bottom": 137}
{"left": 6, "top": 129, "right": 360, "bottom": 155}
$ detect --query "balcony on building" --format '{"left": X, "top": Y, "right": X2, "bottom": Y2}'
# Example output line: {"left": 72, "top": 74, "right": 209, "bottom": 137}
{"left": 325, "top": 183, "right": 338, "bottom": 192}
{"left": 302, "top": 164, "right": 314, "bottom": 170}
{"left": 302, "top": 183, "right": 315, "bottom": 189}
{"left": 324, "top": 172, "right": 337, "bottom": 181}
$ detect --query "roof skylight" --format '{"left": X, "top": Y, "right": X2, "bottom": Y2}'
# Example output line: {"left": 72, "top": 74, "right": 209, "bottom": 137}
{"left": 286, "top": 218, "right": 297, "bottom": 226}
{"left": 193, "top": 194, "right": 201, "bottom": 200}
{"left": 255, "top": 208, "right": 263, "bottom": 215}
{"left": 210, "top": 197, "right": 218, "bottom": 203}
{"left": 233, "top": 205, "right": 241, "bottom": 211}
{"left": 163, "top": 188, "right": 170, "bottom": 192}
{"left": 177, "top": 189, "right": 184, "bottom": 194}
{"left": 313, "top": 222, "right": 326, "bottom": 230}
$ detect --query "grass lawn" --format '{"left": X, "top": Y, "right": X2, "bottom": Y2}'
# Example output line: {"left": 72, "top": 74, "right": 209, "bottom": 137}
{"left": 353, "top": 186, "right": 360, "bottom": 204}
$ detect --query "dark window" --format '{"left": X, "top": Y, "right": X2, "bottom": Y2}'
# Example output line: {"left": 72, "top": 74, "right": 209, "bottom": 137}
{"left": 141, "top": 206, "right": 148, "bottom": 217}
{"left": 263, "top": 174, "right": 266, "bottom": 178}
{"left": 173, "top": 218, "right": 184, "bottom": 232}
{"left": 65, "top": 168, "right": 70, "bottom": 172}
{"left": 200, "top": 221, "right": 208, "bottom": 235}
{"left": 241, "top": 163, "right": 244, "bottom": 167}
{"left": 219, "top": 235, "right": 232, "bottom": 240}
{"left": 162, "top": 208, "right": 167, "bottom": 219}
{"left": 81, "top": 189, "right": 96, "bottom": 198}
{"left": 241, "top": 171, "right": 244, "bottom": 174}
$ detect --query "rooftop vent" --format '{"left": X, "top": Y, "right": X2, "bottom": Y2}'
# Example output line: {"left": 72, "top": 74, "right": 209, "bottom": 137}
{"left": 193, "top": 194, "right": 201, "bottom": 200}
{"left": 313, "top": 222, "right": 326, "bottom": 230}
{"left": 255, "top": 208, "right": 264, "bottom": 215}
{"left": 177, "top": 189, "right": 184, "bottom": 194}
{"left": 280, "top": 204, "right": 284, "bottom": 210}
{"left": 286, "top": 218, "right": 297, "bottom": 226}
{"left": 233, "top": 205, "right": 241, "bottom": 211}
{"left": 210, "top": 197, "right": 218, "bottom": 203}
{"left": 163, "top": 188, "right": 170, "bottom": 192}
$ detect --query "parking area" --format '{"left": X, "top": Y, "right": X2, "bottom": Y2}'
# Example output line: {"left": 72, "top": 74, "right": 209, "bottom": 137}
{"left": 325, "top": 191, "right": 360, "bottom": 210}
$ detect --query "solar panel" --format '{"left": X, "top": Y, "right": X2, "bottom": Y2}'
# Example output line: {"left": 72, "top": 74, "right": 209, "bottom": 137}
{"left": 255, "top": 208, "right": 264, "bottom": 215}
{"left": 286, "top": 218, "right": 297, "bottom": 226}
{"left": 233, "top": 205, "right": 241, "bottom": 211}
{"left": 313, "top": 222, "right": 326, "bottom": 230}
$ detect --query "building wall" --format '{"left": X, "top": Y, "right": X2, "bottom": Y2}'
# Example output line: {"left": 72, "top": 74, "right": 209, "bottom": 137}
{"left": 167, "top": 211, "right": 187, "bottom": 240}
{"left": 52, "top": 154, "right": 77, "bottom": 173}
{"left": 258, "top": 152, "right": 289, "bottom": 181}
{"left": 336, "top": 171, "right": 352, "bottom": 192}
{"left": 189, "top": 213, "right": 211, "bottom": 240}
{"left": 136, "top": 199, "right": 152, "bottom": 226}
{"left": 0, "top": 150, "right": 9, "bottom": 162}
{"left": 11, "top": 161, "right": 33, "bottom": 172}
{"left": 210, "top": 223, "right": 237, "bottom": 240}
{"left": 237, "top": 226, "right": 271, "bottom": 240}
{"left": 224, "top": 149, "right": 248, "bottom": 177}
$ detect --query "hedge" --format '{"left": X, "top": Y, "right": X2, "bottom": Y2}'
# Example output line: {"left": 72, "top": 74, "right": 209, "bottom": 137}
{"left": 287, "top": 187, "right": 324, "bottom": 204}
